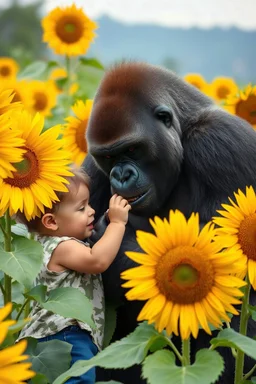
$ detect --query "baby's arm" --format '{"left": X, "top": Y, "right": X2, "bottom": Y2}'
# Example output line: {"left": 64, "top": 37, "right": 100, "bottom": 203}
{"left": 48, "top": 195, "right": 131, "bottom": 274}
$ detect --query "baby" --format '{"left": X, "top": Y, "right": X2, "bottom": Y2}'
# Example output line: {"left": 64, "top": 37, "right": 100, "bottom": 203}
{"left": 17, "top": 166, "right": 131, "bottom": 383}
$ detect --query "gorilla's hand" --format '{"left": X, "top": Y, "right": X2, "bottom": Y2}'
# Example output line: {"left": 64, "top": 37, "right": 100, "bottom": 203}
{"left": 89, "top": 212, "right": 110, "bottom": 245}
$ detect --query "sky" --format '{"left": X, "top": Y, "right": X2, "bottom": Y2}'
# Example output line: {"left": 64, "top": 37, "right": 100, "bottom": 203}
{"left": 2, "top": 0, "right": 256, "bottom": 30}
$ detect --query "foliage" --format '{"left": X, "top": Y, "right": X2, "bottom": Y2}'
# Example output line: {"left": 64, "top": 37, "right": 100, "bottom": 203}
{"left": 0, "top": 1, "right": 45, "bottom": 64}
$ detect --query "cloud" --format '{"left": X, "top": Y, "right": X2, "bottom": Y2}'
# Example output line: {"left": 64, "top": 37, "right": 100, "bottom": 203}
{"left": 4, "top": 0, "right": 256, "bottom": 30}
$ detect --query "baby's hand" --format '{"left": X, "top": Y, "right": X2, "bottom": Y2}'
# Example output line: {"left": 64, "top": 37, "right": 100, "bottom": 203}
{"left": 108, "top": 194, "right": 131, "bottom": 225}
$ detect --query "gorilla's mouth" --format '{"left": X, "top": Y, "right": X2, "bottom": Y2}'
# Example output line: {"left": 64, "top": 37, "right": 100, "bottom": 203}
{"left": 126, "top": 190, "right": 149, "bottom": 205}
{"left": 127, "top": 194, "right": 144, "bottom": 203}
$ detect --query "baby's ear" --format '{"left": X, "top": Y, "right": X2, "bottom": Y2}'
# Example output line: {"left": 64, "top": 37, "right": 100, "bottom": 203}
{"left": 41, "top": 213, "right": 58, "bottom": 231}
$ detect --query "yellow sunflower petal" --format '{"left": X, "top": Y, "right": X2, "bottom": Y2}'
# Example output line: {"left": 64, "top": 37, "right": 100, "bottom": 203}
{"left": 180, "top": 305, "right": 192, "bottom": 340}
{"left": 136, "top": 231, "right": 167, "bottom": 256}
{"left": 0, "top": 303, "right": 12, "bottom": 322}
{"left": 248, "top": 259, "right": 256, "bottom": 289}
{"left": 0, "top": 320, "right": 16, "bottom": 344}
{"left": 194, "top": 301, "right": 211, "bottom": 335}
{"left": 125, "top": 251, "right": 158, "bottom": 266}
{"left": 121, "top": 265, "right": 155, "bottom": 280}
{"left": 137, "top": 294, "right": 166, "bottom": 322}
{"left": 125, "top": 280, "right": 159, "bottom": 301}
{"left": 0, "top": 362, "right": 35, "bottom": 382}
{"left": 155, "top": 300, "right": 173, "bottom": 333}
{"left": 167, "top": 303, "right": 180, "bottom": 336}
{"left": 149, "top": 216, "right": 172, "bottom": 249}
{"left": 214, "top": 275, "right": 246, "bottom": 288}
{"left": 0, "top": 340, "right": 28, "bottom": 366}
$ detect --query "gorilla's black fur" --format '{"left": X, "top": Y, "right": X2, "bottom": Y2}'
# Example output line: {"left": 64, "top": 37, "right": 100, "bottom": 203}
{"left": 83, "top": 62, "right": 256, "bottom": 383}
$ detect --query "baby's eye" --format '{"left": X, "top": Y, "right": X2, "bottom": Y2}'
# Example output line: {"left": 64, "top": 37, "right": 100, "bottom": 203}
{"left": 78, "top": 206, "right": 85, "bottom": 211}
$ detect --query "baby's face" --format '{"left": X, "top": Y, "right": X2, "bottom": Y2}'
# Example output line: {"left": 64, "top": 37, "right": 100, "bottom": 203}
{"left": 55, "top": 183, "right": 95, "bottom": 240}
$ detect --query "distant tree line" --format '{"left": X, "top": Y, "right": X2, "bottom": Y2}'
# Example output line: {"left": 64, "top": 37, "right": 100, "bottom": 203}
{"left": 0, "top": 0, "right": 46, "bottom": 66}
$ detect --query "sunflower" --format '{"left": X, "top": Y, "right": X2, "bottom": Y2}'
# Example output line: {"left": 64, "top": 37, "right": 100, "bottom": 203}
{"left": 24, "top": 80, "right": 58, "bottom": 117}
{"left": 0, "top": 113, "right": 25, "bottom": 179}
{"left": 0, "top": 57, "right": 19, "bottom": 80}
{"left": 42, "top": 4, "right": 98, "bottom": 57}
{"left": 0, "top": 110, "right": 73, "bottom": 220}
{"left": 121, "top": 210, "right": 246, "bottom": 340}
{"left": 63, "top": 99, "right": 93, "bottom": 166}
{"left": 224, "top": 84, "right": 256, "bottom": 129}
{"left": 0, "top": 86, "right": 22, "bottom": 117}
{"left": 213, "top": 186, "right": 256, "bottom": 289}
{"left": 183, "top": 73, "right": 208, "bottom": 92}
{"left": 208, "top": 77, "right": 238, "bottom": 103}
{"left": 0, "top": 303, "right": 35, "bottom": 383}
{"left": 1, "top": 78, "right": 31, "bottom": 106}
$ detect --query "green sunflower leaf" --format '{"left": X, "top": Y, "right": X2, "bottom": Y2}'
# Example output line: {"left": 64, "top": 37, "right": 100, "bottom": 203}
{"left": 96, "top": 382, "right": 123, "bottom": 384}
{"left": 79, "top": 57, "right": 104, "bottom": 70}
{"left": 0, "top": 237, "right": 43, "bottom": 289}
{"left": 248, "top": 305, "right": 256, "bottom": 321}
{"left": 103, "top": 300, "right": 117, "bottom": 348}
{"left": 53, "top": 322, "right": 168, "bottom": 384}
{"left": 18, "top": 60, "right": 48, "bottom": 79}
{"left": 210, "top": 328, "right": 256, "bottom": 359}
{"left": 26, "top": 337, "right": 72, "bottom": 383}
{"left": 11, "top": 223, "right": 29, "bottom": 238}
{"left": 30, "top": 373, "right": 49, "bottom": 384}
{"left": 25, "top": 286, "right": 95, "bottom": 329}
{"left": 142, "top": 349, "right": 224, "bottom": 384}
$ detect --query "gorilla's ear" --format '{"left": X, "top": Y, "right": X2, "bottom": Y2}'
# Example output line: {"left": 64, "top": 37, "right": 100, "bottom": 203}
{"left": 83, "top": 154, "right": 111, "bottom": 221}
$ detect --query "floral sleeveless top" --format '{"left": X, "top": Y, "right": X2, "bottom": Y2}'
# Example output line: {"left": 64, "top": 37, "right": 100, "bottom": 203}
{"left": 18, "top": 236, "right": 105, "bottom": 350}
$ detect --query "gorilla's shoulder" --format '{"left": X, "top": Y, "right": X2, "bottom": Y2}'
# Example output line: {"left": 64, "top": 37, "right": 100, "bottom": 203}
{"left": 182, "top": 105, "right": 256, "bottom": 193}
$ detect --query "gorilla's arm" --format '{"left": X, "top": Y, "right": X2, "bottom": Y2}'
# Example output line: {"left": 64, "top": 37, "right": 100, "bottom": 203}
{"left": 181, "top": 107, "right": 256, "bottom": 222}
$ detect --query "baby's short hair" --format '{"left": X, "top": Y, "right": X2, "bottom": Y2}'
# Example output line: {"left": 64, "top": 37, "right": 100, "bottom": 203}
{"left": 16, "top": 166, "right": 91, "bottom": 232}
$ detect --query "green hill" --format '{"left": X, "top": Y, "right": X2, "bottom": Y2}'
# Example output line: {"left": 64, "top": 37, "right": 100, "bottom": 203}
{"left": 88, "top": 15, "right": 256, "bottom": 84}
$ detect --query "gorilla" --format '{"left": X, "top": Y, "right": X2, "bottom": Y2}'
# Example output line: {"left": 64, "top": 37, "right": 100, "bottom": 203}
{"left": 83, "top": 62, "right": 256, "bottom": 383}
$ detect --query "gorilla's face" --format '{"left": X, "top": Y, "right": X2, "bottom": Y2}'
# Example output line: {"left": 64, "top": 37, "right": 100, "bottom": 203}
{"left": 87, "top": 65, "right": 184, "bottom": 216}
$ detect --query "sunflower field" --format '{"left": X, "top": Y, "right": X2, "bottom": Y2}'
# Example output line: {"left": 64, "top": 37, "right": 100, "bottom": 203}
{"left": 0, "top": 3, "right": 256, "bottom": 384}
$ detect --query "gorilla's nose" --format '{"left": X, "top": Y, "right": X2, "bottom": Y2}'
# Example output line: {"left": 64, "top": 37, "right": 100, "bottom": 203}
{"left": 110, "top": 164, "right": 138, "bottom": 190}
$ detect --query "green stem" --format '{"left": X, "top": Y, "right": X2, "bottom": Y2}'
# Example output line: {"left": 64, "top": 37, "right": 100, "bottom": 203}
{"left": 242, "top": 363, "right": 256, "bottom": 381}
{"left": 16, "top": 298, "right": 30, "bottom": 321}
{"left": 234, "top": 275, "right": 251, "bottom": 384}
{"left": 165, "top": 337, "right": 183, "bottom": 363}
{"left": 0, "top": 280, "right": 5, "bottom": 297}
{"left": 182, "top": 338, "right": 191, "bottom": 366}
{"left": 4, "top": 211, "right": 12, "bottom": 312}
{"left": 64, "top": 55, "right": 72, "bottom": 118}
{"left": 24, "top": 295, "right": 31, "bottom": 318}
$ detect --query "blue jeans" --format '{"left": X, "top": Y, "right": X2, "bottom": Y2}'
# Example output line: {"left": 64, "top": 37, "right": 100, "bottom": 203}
{"left": 38, "top": 325, "right": 98, "bottom": 383}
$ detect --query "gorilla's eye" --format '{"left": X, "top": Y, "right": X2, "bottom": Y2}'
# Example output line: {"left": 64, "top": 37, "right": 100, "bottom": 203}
{"left": 105, "top": 155, "right": 111, "bottom": 159}
{"left": 154, "top": 106, "right": 173, "bottom": 129}
{"left": 129, "top": 147, "right": 134, "bottom": 152}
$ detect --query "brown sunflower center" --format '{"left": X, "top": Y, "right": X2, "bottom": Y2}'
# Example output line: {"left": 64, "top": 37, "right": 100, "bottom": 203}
{"left": 156, "top": 245, "right": 214, "bottom": 304}
{"left": 5, "top": 148, "right": 39, "bottom": 188}
{"left": 34, "top": 92, "right": 48, "bottom": 111}
{"left": 236, "top": 95, "right": 256, "bottom": 125}
{"left": 12, "top": 90, "right": 21, "bottom": 103}
{"left": 217, "top": 86, "right": 229, "bottom": 99}
{"left": 238, "top": 213, "right": 256, "bottom": 261}
{"left": 0, "top": 65, "right": 11, "bottom": 76}
{"left": 75, "top": 120, "right": 88, "bottom": 152}
{"left": 56, "top": 16, "right": 84, "bottom": 44}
